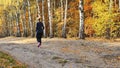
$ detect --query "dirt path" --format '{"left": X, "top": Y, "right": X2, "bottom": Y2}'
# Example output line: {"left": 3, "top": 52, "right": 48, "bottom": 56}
{"left": 0, "top": 37, "right": 120, "bottom": 68}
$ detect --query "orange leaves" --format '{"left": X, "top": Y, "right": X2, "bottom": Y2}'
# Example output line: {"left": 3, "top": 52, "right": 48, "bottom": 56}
{"left": 85, "top": 24, "right": 95, "bottom": 37}
{"left": 84, "top": 4, "right": 92, "bottom": 12}
{"left": 84, "top": 0, "right": 94, "bottom": 37}
{"left": 84, "top": 0, "right": 92, "bottom": 12}
{"left": 84, "top": 0, "right": 92, "bottom": 4}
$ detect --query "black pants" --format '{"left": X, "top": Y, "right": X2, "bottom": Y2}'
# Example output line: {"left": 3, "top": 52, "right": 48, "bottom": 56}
{"left": 36, "top": 32, "right": 43, "bottom": 43}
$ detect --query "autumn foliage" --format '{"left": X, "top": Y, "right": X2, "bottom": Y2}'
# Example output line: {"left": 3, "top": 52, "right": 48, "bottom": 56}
{"left": 0, "top": 0, "right": 120, "bottom": 38}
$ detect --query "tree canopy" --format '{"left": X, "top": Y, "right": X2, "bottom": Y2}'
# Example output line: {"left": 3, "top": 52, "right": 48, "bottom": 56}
{"left": 0, "top": 0, "right": 120, "bottom": 39}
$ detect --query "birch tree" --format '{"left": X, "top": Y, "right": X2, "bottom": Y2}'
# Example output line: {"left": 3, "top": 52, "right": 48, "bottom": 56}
{"left": 61, "top": 0, "right": 63, "bottom": 25}
{"left": 22, "top": 0, "right": 27, "bottom": 37}
{"left": 2, "top": 11, "right": 7, "bottom": 36}
{"left": 119, "top": 0, "right": 120, "bottom": 9}
{"left": 62, "top": 0, "right": 67, "bottom": 38}
{"left": 8, "top": 14, "right": 12, "bottom": 36}
{"left": 11, "top": 13, "right": 15, "bottom": 36}
{"left": 105, "top": 0, "right": 113, "bottom": 39}
{"left": 27, "top": 0, "right": 34, "bottom": 37}
{"left": 114, "top": 0, "right": 117, "bottom": 8}
{"left": 79, "top": 0, "right": 85, "bottom": 39}
{"left": 16, "top": 0, "right": 21, "bottom": 37}
{"left": 109, "top": 0, "right": 113, "bottom": 11}
{"left": 36, "top": 0, "right": 41, "bottom": 17}
{"left": 47, "top": 0, "right": 53, "bottom": 38}
{"left": 5, "top": 12, "right": 9, "bottom": 36}
{"left": 10, "top": 12, "right": 14, "bottom": 36}
{"left": 42, "top": 0, "right": 46, "bottom": 37}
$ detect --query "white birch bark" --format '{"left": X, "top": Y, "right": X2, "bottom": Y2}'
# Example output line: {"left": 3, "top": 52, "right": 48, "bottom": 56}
{"left": 16, "top": 0, "right": 21, "bottom": 37}
{"left": 119, "top": 0, "right": 120, "bottom": 9}
{"left": 36, "top": 0, "right": 41, "bottom": 17}
{"left": 61, "top": 0, "right": 63, "bottom": 23}
{"left": 62, "top": 0, "right": 67, "bottom": 38}
{"left": 42, "top": 0, "right": 46, "bottom": 37}
{"left": 27, "top": 0, "right": 34, "bottom": 37}
{"left": 79, "top": 0, "right": 85, "bottom": 39}
{"left": 47, "top": 0, "right": 53, "bottom": 38}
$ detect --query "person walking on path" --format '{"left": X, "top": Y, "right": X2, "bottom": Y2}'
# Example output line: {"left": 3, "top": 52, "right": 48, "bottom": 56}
{"left": 36, "top": 16, "right": 44, "bottom": 47}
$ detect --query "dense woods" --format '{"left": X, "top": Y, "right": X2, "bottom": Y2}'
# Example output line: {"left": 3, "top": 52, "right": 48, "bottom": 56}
{"left": 0, "top": 0, "right": 120, "bottom": 39}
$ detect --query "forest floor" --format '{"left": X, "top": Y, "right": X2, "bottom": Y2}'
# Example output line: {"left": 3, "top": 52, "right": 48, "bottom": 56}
{"left": 0, "top": 37, "right": 120, "bottom": 68}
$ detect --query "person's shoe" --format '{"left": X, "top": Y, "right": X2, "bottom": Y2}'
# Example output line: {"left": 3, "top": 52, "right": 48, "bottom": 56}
{"left": 38, "top": 43, "right": 41, "bottom": 48}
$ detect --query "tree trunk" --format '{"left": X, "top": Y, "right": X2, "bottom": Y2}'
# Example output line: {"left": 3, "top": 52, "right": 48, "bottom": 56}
{"left": 61, "top": 0, "right": 64, "bottom": 37}
{"left": 62, "top": 0, "right": 67, "bottom": 38}
{"left": 4, "top": 15, "right": 7, "bottom": 36}
{"left": 36, "top": 0, "right": 41, "bottom": 17}
{"left": 9, "top": 15, "right": 12, "bottom": 36}
{"left": 109, "top": 0, "right": 113, "bottom": 12}
{"left": 4, "top": 16, "right": 7, "bottom": 36}
{"left": 47, "top": 0, "right": 53, "bottom": 38}
{"left": 11, "top": 12, "right": 15, "bottom": 36}
{"left": 15, "top": 0, "right": 21, "bottom": 37}
{"left": 23, "top": 0, "right": 27, "bottom": 37}
{"left": 114, "top": 0, "right": 117, "bottom": 8}
{"left": 7, "top": 15, "right": 10, "bottom": 36}
{"left": 79, "top": 0, "right": 85, "bottom": 39}
{"left": 11, "top": 13, "right": 14, "bottom": 36}
{"left": 54, "top": 0, "right": 56, "bottom": 12}
{"left": 105, "top": 0, "right": 113, "bottom": 39}
{"left": 27, "top": 0, "right": 34, "bottom": 37}
{"left": 119, "top": 0, "right": 120, "bottom": 10}
{"left": 16, "top": 12, "right": 21, "bottom": 37}
{"left": 6, "top": 15, "right": 10, "bottom": 36}
{"left": 42, "top": 0, "right": 46, "bottom": 37}
{"left": 105, "top": 28, "right": 110, "bottom": 39}
{"left": 61, "top": 0, "right": 63, "bottom": 25}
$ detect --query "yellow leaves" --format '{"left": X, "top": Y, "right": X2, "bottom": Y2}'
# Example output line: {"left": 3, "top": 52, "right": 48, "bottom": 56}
{"left": 92, "top": 1, "right": 108, "bottom": 14}
{"left": 0, "top": 0, "right": 12, "bottom": 9}
{"left": 91, "top": 0, "right": 120, "bottom": 36}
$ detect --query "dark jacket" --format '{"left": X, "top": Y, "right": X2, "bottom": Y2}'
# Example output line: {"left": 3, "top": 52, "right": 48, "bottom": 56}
{"left": 36, "top": 22, "right": 44, "bottom": 33}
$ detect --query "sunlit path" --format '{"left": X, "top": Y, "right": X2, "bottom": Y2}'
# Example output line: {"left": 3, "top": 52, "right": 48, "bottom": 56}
{"left": 0, "top": 0, "right": 120, "bottom": 68}
{"left": 0, "top": 37, "right": 120, "bottom": 68}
